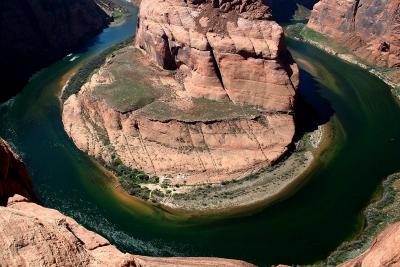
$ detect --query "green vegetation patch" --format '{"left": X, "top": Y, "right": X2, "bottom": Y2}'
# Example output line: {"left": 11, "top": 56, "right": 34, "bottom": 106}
{"left": 92, "top": 48, "right": 172, "bottom": 113}
{"left": 93, "top": 77, "right": 159, "bottom": 113}
{"left": 300, "top": 27, "right": 348, "bottom": 54}
{"left": 102, "top": 155, "right": 159, "bottom": 200}
{"left": 140, "top": 97, "right": 261, "bottom": 122}
{"left": 111, "top": 7, "right": 129, "bottom": 24}
{"left": 108, "top": 156, "right": 159, "bottom": 185}
{"left": 61, "top": 37, "right": 133, "bottom": 102}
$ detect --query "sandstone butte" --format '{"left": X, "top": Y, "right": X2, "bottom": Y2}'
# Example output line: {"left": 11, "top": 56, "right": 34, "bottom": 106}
{"left": 0, "top": 138, "right": 255, "bottom": 267}
{"left": 307, "top": 0, "right": 400, "bottom": 68}
{"left": 63, "top": 0, "right": 300, "bottom": 187}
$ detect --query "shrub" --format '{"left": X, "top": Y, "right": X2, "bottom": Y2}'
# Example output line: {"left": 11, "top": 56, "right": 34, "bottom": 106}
{"left": 61, "top": 37, "right": 134, "bottom": 102}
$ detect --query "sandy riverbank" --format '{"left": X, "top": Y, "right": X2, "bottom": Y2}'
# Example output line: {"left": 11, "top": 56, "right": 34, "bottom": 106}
{"left": 90, "top": 123, "right": 332, "bottom": 218}
{"left": 59, "top": 57, "right": 332, "bottom": 216}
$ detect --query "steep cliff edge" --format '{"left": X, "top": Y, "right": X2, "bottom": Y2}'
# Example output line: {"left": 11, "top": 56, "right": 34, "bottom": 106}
{"left": 0, "top": 195, "right": 255, "bottom": 267}
{"left": 0, "top": 139, "right": 255, "bottom": 266}
{"left": 0, "top": 139, "right": 38, "bottom": 206}
{"left": 307, "top": 0, "right": 400, "bottom": 69}
{"left": 0, "top": 0, "right": 111, "bottom": 102}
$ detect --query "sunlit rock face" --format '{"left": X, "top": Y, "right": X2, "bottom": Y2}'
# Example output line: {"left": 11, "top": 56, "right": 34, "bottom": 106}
{"left": 308, "top": 0, "right": 400, "bottom": 68}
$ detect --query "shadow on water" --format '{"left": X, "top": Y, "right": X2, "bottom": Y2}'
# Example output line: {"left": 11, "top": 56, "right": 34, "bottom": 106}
{"left": 263, "top": 0, "right": 318, "bottom": 22}
{"left": 294, "top": 68, "right": 335, "bottom": 139}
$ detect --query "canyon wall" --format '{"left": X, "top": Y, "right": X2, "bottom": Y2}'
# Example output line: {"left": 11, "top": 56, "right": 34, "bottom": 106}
{"left": 0, "top": 0, "right": 111, "bottom": 102}
{"left": 307, "top": 0, "right": 400, "bottom": 68}
{"left": 263, "top": 0, "right": 318, "bottom": 21}
{"left": 0, "top": 139, "right": 38, "bottom": 206}
{"left": 136, "top": 0, "right": 299, "bottom": 111}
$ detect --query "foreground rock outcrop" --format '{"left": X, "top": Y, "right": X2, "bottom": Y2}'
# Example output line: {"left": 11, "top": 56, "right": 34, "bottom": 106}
{"left": 1, "top": 195, "right": 255, "bottom": 267}
{"left": 63, "top": 0, "right": 299, "bottom": 191}
{"left": 0, "top": 139, "right": 38, "bottom": 206}
{"left": 0, "top": 0, "right": 111, "bottom": 102}
{"left": 307, "top": 0, "right": 400, "bottom": 68}
{"left": 0, "top": 139, "right": 255, "bottom": 266}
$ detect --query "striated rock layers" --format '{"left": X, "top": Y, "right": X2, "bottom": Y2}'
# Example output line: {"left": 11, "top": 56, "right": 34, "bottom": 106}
{"left": 338, "top": 222, "right": 400, "bottom": 267}
{"left": 307, "top": 0, "right": 400, "bottom": 68}
{"left": 135, "top": 0, "right": 299, "bottom": 110}
{"left": 63, "top": 0, "right": 298, "bottom": 186}
{"left": 0, "top": 0, "right": 111, "bottom": 102}
{"left": 0, "top": 139, "right": 38, "bottom": 206}
{"left": 0, "top": 194, "right": 255, "bottom": 267}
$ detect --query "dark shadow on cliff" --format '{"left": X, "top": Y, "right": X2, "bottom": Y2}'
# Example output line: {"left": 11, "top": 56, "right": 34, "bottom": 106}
{"left": 0, "top": 0, "right": 111, "bottom": 103}
{"left": 0, "top": 139, "right": 41, "bottom": 206}
{"left": 293, "top": 68, "right": 334, "bottom": 141}
{"left": 263, "top": 0, "right": 318, "bottom": 22}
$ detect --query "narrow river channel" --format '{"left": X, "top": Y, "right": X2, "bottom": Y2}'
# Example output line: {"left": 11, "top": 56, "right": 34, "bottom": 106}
{"left": 1, "top": 5, "right": 399, "bottom": 266}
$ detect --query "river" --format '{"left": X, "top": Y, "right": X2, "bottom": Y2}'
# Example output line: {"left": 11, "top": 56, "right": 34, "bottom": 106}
{"left": 1, "top": 5, "right": 399, "bottom": 266}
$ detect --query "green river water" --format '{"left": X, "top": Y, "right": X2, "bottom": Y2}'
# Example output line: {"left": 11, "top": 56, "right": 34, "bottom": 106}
{"left": 1, "top": 5, "right": 399, "bottom": 266}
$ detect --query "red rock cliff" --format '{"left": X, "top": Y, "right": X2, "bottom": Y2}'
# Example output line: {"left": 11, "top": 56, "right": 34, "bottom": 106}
{"left": 135, "top": 0, "right": 299, "bottom": 111}
{"left": 307, "top": 0, "right": 400, "bottom": 68}
{"left": 0, "top": 139, "right": 38, "bottom": 206}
